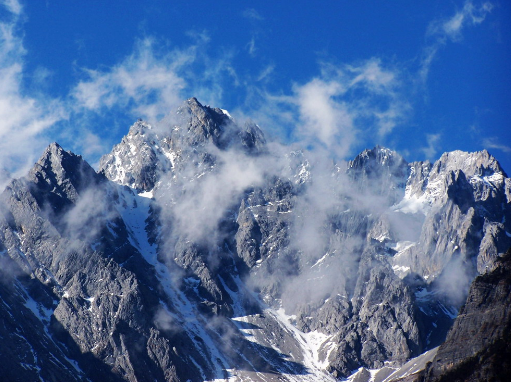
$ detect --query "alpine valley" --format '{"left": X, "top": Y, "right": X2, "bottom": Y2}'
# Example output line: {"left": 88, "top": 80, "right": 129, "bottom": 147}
{"left": 1, "top": 98, "right": 510, "bottom": 382}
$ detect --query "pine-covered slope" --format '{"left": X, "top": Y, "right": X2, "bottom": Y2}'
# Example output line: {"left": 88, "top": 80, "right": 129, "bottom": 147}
{"left": 0, "top": 98, "right": 510, "bottom": 381}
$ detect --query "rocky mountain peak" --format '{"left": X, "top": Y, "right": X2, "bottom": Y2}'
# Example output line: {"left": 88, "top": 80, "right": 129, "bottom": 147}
{"left": 432, "top": 149, "right": 506, "bottom": 179}
{"left": 100, "top": 98, "right": 266, "bottom": 191}
{"left": 126, "top": 119, "right": 153, "bottom": 137}
{"left": 347, "top": 145, "right": 408, "bottom": 204}
{"left": 423, "top": 248, "right": 511, "bottom": 381}
{"left": 28, "top": 142, "right": 102, "bottom": 204}
{"left": 348, "top": 145, "right": 408, "bottom": 177}
{"left": 174, "top": 97, "right": 232, "bottom": 148}
{"left": 1, "top": 99, "right": 510, "bottom": 382}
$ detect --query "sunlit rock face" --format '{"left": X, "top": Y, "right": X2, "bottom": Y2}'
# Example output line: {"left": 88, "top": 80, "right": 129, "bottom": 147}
{"left": 0, "top": 98, "right": 509, "bottom": 381}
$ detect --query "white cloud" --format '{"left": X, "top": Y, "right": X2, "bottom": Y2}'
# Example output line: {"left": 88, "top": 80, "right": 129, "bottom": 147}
{"left": 349, "top": 59, "right": 396, "bottom": 93}
{"left": 434, "top": 1, "right": 494, "bottom": 41}
{"left": 421, "top": 1, "right": 494, "bottom": 81}
{"left": 72, "top": 37, "right": 192, "bottom": 123}
{"left": 247, "top": 37, "right": 256, "bottom": 56}
{"left": 483, "top": 138, "right": 511, "bottom": 154}
{"left": 157, "top": 146, "right": 266, "bottom": 243}
{"left": 0, "top": 1, "right": 66, "bottom": 186}
{"left": 256, "top": 64, "right": 274, "bottom": 82}
{"left": 1, "top": 0, "right": 22, "bottom": 16}
{"left": 294, "top": 77, "right": 354, "bottom": 156}
{"left": 252, "top": 58, "right": 407, "bottom": 159}
{"left": 242, "top": 8, "right": 264, "bottom": 21}
{"left": 421, "top": 133, "right": 441, "bottom": 159}
{"left": 71, "top": 34, "right": 244, "bottom": 128}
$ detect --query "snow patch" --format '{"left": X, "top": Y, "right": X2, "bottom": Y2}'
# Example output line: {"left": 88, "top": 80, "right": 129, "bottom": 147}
{"left": 116, "top": 187, "right": 157, "bottom": 265}
{"left": 138, "top": 190, "right": 154, "bottom": 199}
{"left": 312, "top": 253, "right": 329, "bottom": 268}
{"left": 392, "top": 265, "right": 410, "bottom": 274}
{"left": 220, "top": 108, "right": 232, "bottom": 118}
{"left": 24, "top": 294, "right": 53, "bottom": 322}
{"left": 390, "top": 241, "right": 415, "bottom": 255}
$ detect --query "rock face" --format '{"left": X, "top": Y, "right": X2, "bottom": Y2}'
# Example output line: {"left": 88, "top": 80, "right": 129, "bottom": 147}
{"left": 0, "top": 97, "right": 510, "bottom": 381}
{"left": 423, "top": 248, "right": 511, "bottom": 381}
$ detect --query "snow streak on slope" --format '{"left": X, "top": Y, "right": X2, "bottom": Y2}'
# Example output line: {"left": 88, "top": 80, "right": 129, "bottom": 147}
{"left": 116, "top": 186, "right": 233, "bottom": 379}
{"left": 223, "top": 277, "right": 336, "bottom": 382}
{"left": 116, "top": 184, "right": 336, "bottom": 381}
{"left": 115, "top": 186, "right": 157, "bottom": 264}
{"left": 345, "top": 347, "right": 438, "bottom": 382}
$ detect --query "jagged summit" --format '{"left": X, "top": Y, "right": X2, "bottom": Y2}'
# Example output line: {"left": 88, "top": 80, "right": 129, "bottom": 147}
{"left": 0, "top": 99, "right": 510, "bottom": 382}
{"left": 348, "top": 145, "right": 408, "bottom": 178}
{"left": 433, "top": 149, "right": 507, "bottom": 178}
{"left": 28, "top": 142, "right": 102, "bottom": 204}
{"left": 99, "top": 97, "right": 266, "bottom": 191}
{"left": 349, "top": 145, "right": 406, "bottom": 166}
{"left": 347, "top": 145, "right": 409, "bottom": 204}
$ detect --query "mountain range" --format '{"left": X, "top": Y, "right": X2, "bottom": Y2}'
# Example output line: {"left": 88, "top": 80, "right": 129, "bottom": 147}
{"left": 0, "top": 97, "right": 510, "bottom": 381}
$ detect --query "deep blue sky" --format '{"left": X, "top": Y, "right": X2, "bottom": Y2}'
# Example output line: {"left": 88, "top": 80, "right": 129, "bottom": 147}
{"left": 0, "top": 0, "right": 509, "bottom": 176}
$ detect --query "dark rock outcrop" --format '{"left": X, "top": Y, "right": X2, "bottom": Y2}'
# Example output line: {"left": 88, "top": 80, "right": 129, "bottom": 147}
{"left": 423, "top": 248, "right": 511, "bottom": 382}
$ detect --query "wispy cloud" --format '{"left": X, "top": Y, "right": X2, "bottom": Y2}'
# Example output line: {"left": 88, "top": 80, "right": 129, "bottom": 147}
{"left": 420, "top": 1, "right": 494, "bottom": 81}
{"left": 0, "top": 0, "right": 66, "bottom": 186}
{"left": 421, "top": 133, "right": 441, "bottom": 159}
{"left": 428, "top": 0, "right": 493, "bottom": 41}
{"left": 250, "top": 58, "right": 408, "bottom": 159}
{"left": 242, "top": 8, "right": 264, "bottom": 58}
{"left": 256, "top": 64, "right": 275, "bottom": 82}
{"left": 247, "top": 36, "right": 257, "bottom": 56}
{"left": 242, "top": 8, "right": 264, "bottom": 21}
{"left": 483, "top": 137, "right": 511, "bottom": 153}
{"left": 72, "top": 37, "right": 192, "bottom": 123}
{"left": 157, "top": 146, "right": 267, "bottom": 244}
{"left": 1, "top": 0, "right": 22, "bottom": 15}
{"left": 294, "top": 77, "right": 354, "bottom": 157}
{"left": 71, "top": 33, "right": 244, "bottom": 128}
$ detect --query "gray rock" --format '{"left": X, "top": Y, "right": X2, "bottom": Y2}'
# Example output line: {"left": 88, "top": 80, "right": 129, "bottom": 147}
{"left": 1, "top": 98, "right": 510, "bottom": 381}
{"left": 423, "top": 248, "right": 511, "bottom": 382}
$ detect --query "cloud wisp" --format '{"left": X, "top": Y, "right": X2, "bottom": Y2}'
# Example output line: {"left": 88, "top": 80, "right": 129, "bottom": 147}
{"left": 254, "top": 58, "right": 408, "bottom": 160}
{"left": 72, "top": 37, "right": 191, "bottom": 123}
{"left": 0, "top": 0, "right": 66, "bottom": 186}
{"left": 420, "top": 0, "right": 494, "bottom": 82}
{"left": 157, "top": 145, "right": 267, "bottom": 245}
{"left": 421, "top": 133, "right": 442, "bottom": 160}
{"left": 482, "top": 138, "right": 511, "bottom": 154}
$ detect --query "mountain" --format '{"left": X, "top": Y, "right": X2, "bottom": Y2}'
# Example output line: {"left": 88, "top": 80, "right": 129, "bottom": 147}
{"left": 0, "top": 97, "right": 510, "bottom": 381}
{"left": 422, "top": 247, "right": 511, "bottom": 381}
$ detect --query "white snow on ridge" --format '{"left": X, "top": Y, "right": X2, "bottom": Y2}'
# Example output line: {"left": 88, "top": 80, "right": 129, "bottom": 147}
{"left": 272, "top": 308, "right": 336, "bottom": 381}
{"left": 220, "top": 108, "right": 232, "bottom": 119}
{"left": 390, "top": 241, "right": 415, "bottom": 254}
{"left": 470, "top": 173, "right": 504, "bottom": 188}
{"left": 219, "top": 274, "right": 335, "bottom": 381}
{"left": 345, "top": 347, "right": 439, "bottom": 382}
{"left": 116, "top": 186, "right": 234, "bottom": 380}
